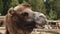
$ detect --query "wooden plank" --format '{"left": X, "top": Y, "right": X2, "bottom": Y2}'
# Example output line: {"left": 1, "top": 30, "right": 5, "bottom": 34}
{"left": 0, "top": 30, "right": 6, "bottom": 34}
{"left": 47, "top": 20, "right": 60, "bottom": 23}
{"left": 33, "top": 29, "right": 60, "bottom": 33}
{"left": 0, "top": 27, "right": 5, "bottom": 30}
{"left": 0, "top": 27, "right": 5, "bottom": 34}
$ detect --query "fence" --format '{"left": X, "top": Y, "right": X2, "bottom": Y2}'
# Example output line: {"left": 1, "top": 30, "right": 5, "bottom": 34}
{"left": 0, "top": 16, "right": 60, "bottom": 34}
{"left": 32, "top": 20, "right": 60, "bottom": 34}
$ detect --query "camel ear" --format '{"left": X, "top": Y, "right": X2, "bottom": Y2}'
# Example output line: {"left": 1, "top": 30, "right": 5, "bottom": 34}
{"left": 8, "top": 7, "right": 15, "bottom": 15}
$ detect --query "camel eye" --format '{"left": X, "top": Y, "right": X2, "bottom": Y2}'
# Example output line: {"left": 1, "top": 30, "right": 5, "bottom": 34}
{"left": 21, "top": 12, "right": 28, "bottom": 16}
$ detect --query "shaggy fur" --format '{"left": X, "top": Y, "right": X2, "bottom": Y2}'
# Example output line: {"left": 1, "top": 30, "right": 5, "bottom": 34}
{"left": 5, "top": 3, "right": 36, "bottom": 34}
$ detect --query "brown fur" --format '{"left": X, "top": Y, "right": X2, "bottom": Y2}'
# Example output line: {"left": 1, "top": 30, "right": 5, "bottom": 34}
{"left": 5, "top": 3, "right": 36, "bottom": 34}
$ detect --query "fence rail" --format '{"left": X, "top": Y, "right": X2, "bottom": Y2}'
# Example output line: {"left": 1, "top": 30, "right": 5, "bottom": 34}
{"left": 0, "top": 27, "right": 60, "bottom": 34}
{"left": 33, "top": 29, "right": 60, "bottom": 33}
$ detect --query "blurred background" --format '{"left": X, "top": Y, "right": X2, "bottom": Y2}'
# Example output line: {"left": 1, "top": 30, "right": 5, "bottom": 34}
{"left": 0, "top": 0, "right": 60, "bottom": 20}
{"left": 0, "top": 0, "right": 60, "bottom": 34}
